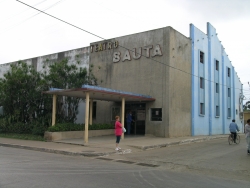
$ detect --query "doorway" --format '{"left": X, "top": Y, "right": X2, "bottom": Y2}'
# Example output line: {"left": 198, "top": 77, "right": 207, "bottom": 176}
{"left": 125, "top": 103, "right": 146, "bottom": 135}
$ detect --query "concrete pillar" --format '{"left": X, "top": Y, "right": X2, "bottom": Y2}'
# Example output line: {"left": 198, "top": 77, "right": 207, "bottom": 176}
{"left": 121, "top": 97, "right": 125, "bottom": 139}
{"left": 84, "top": 92, "right": 90, "bottom": 143}
{"left": 52, "top": 94, "right": 57, "bottom": 126}
{"left": 89, "top": 99, "right": 93, "bottom": 125}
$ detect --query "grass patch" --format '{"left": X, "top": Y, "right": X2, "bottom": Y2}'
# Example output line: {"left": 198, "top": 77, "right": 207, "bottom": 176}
{"left": 0, "top": 133, "right": 45, "bottom": 141}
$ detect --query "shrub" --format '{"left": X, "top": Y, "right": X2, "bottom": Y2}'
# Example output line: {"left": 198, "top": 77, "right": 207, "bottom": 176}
{"left": 47, "top": 123, "right": 83, "bottom": 132}
{"left": 32, "top": 123, "right": 47, "bottom": 136}
{"left": 0, "top": 133, "right": 45, "bottom": 141}
{"left": 0, "top": 120, "right": 32, "bottom": 134}
{"left": 0, "top": 116, "right": 48, "bottom": 135}
{"left": 0, "top": 117, "right": 8, "bottom": 133}
{"left": 89, "top": 123, "right": 114, "bottom": 130}
{"left": 47, "top": 123, "right": 114, "bottom": 132}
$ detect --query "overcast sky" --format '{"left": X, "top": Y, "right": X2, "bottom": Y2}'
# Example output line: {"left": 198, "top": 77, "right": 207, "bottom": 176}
{"left": 0, "top": 0, "right": 249, "bottom": 102}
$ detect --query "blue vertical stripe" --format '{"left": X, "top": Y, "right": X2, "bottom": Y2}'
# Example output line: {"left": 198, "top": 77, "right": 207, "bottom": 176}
{"left": 190, "top": 24, "right": 195, "bottom": 136}
{"left": 222, "top": 55, "right": 225, "bottom": 134}
{"left": 232, "top": 67, "right": 235, "bottom": 120}
{"left": 207, "top": 24, "right": 212, "bottom": 135}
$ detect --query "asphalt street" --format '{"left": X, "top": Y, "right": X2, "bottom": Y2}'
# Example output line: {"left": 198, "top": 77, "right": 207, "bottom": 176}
{"left": 1, "top": 138, "right": 250, "bottom": 188}
{"left": 107, "top": 137, "right": 250, "bottom": 181}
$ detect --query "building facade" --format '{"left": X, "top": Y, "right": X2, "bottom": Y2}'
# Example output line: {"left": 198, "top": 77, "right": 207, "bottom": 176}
{"left": 0, "top": 23, "right": 243, "bottom": 137}
{"left": 244, "top": 111, "right": 250, "bottom": 128}
{"left": 190, "top": 23, "right": 244, "bottom": 135}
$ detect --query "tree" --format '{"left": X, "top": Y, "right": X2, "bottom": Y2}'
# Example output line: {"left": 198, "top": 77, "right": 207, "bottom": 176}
{"left": 243, "top": 101, "right": 250, "bottom": 111}
{"left": 0, "top": 59, "right": 97, "bottom": 134}
{"left": 0, "top": 61, "right": 45, "bottom": 123}
{"left": 0, "top": 61, "right": 50, "bottom": 134}
{"left": 42, "top": 58, "right": 97, "bottom": 123}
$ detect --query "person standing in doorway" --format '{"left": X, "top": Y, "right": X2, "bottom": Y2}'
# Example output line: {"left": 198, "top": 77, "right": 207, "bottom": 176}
{"left": 245, "top": 119, "right": 250, "bottom": 155}
{"left": 229, "top": 119, "right": 240, "bottom": 143}
{"left": 126, "top": 111, "right": 133, "bottom": 135}
{"left": 115, "top": 116, "right": 122, "bottom": 151}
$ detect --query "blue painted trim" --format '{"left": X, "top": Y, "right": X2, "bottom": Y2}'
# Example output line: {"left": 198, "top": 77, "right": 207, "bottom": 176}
{"left": 222, "top": 56, "right": 225, "bottom": 134}
{"left": 190, "top": 24, "right": 195, "bottom": 136}
{"left": 82, "top": 84, "right": 153, "bottom": 98}
{"left": 49, "top": 85, "right": 154, "bottom": 99}
{"left": 232, "top": 67, "right": 235, "bottom": 120}
{"left": 208, "top": 25, "right": 212, "bottom": 136}
{"left": 49, "top": 88, "right": 63, "bottom": 91}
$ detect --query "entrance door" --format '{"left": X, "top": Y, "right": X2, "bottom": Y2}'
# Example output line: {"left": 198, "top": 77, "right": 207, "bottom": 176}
{"left": 125, "top": 103, "right": 146, "bottom": 135}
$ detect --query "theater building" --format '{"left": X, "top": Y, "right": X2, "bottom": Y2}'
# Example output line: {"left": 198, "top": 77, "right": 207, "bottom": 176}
{"left": 0, "top": 22, "right": 243, "bottom": 138}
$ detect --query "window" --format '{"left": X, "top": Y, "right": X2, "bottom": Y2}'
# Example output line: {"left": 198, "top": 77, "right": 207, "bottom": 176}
{"left": 228, "top": 108, "right": 231, "bottom": 118}
{"left": 215, "top": 60, "right": 219, "bottom": 70}
{"left": 236, "top": 109, "right": 238, "bottom": 115}
{"left": 92, "top": 101, "right": 96, "bottom": 119}
{"left": 200, "top": 103, "right": 205, "bottom": 115}
{"left": 227, "top": 68, "right": 230, "bottom": 77}
{"left": 216, "top": 106, "right": 220, "bottom": 117}
{"left": 200, "top": 51, "right": 204, "bottom": 63}
{"left": 200, "top": 77, "right": 204, "bottom": 89}
{"left": 151, "top": 108, "right": 162, "bottom": 121}
{"left": 228, "top": 88, "right": 231, "bottom": 97}
{"left": 215, "top": 83, "right": 219, "bottom": 93}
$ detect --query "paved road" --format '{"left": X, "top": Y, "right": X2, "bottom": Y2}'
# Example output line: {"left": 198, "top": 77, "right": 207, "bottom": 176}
{"left": 1, "top": 144, "right": 250, "bottom": 188}
{"left": 107, "top": 137, "right": 250, "bottom": 181}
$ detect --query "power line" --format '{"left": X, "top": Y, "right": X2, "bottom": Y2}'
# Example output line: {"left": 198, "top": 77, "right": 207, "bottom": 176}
{"left": 0, "top": 0, "right": 7, "bottom": 4}
{"left": 1, "top": 0, "right": 65, "bottom": 33}
{"left": 0, "top": 0, "right": 48, "bottom": 24}
{"left": 16, "top": 0, "right": 105, "bottom": 40}
{"left": 15, "top": 0, "right": 247, "bottom": 93}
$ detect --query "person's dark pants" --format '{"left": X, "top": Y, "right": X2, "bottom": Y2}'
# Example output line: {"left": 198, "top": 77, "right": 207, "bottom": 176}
{"left": 116, "top": 136, "right": 121, "bottom": 143}
{"left": 231, "top": 132, "right": 237, "bottom": 143}
{"left": 127, "top": 122, "right": 131, "bottom": 135}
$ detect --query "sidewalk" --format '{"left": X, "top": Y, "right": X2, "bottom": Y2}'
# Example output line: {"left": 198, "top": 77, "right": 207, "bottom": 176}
{"left": 0, "top": 134, "right": 229, "bottom": 157}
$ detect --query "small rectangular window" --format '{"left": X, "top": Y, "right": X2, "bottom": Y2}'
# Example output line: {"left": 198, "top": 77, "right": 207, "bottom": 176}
{"left": 228, "top": 108, "right": 231, "bottom": 118}
{"left": 200, "top": 51, "right": 204, "bottom": 63}
{"left": 228, "top": 88, "right": 231, "bottom": 97}
{"left": 227, "top": 68, "right": 230, "bottom": 77}
{"left": 151, "top": 108, "right": 162, "bottom": 121}
{"left": 216, "top": 106, "right": 220, "bottom": 117}
{"left": 236, "top": 109, "right": 238, "bottom": 115}
{"left": 215, "top": 83, "right": 219, "bottom": 93}
{"left": 200, "top": 77, "right": 204, "bottom": 89}
{"left": 200, "top": 103, "right": 205, "bottom": 115}
{"left": 215, "top": 60, "right": 219, "bottom": 70}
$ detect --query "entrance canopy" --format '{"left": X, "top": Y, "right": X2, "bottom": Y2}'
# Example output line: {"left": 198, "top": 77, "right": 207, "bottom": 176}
{"left": 43, "top": 85, "right": 155, "bottom": 144}
{"left": 43, "top": 85, "right": 155, "bottom": 102}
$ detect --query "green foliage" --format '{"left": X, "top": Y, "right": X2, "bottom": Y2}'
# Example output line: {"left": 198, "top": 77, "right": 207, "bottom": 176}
{"left": 42, "top": 58, "right": 97, "bottom": 123}
{"left": 31, "top": 118, "right": 50, "bottom": 136}
{"left": 0, "top": 59, "right": 98, "bottom": 135}
{"left": 89, "top": 123, "right": 114, "bottom": 130}
{"left": 0, "top": 115, "right": 49, "bottom": 135}
{"left": 0, "top": 116, "right": 30, "bottom": 133}
{"left": 0, "top": 61, "right": 46, "bottom": 124}
{"left": 47, "top": 123, "right": 114, "bottom": 132}
{"left": 0, "top": 116, "right": 9, "bottom": 133}
{"left": 47, "top": 123, "right": 83, "bottom": 132}
{"left": 0, "top": 133, "right": 45, "bottom": 141}
{"left": 243, "top": 101, "right": 250, "bottom": 111}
